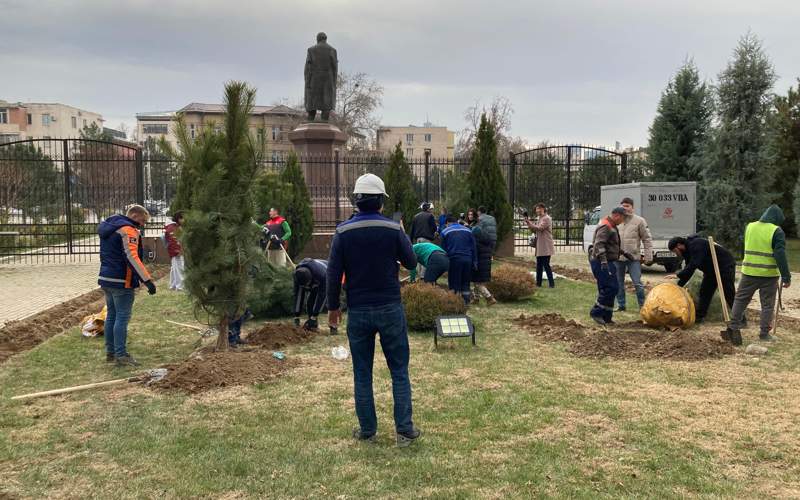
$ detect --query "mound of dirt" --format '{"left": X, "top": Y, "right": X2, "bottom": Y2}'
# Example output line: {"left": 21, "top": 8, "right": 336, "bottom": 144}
{"left": 245, "top": 323, "right": 316, "bottom": 349}
{"left": 514, "top": 313, "right": 735, "bottom": 361}
{"left": 513, "top": 313, "right": 587, "bottom": 342}
{"left": 0, "top": 266, "right": 168, "bottom": 365}
{"left": 154, "top": 350, "right": 295, "bottom": 393}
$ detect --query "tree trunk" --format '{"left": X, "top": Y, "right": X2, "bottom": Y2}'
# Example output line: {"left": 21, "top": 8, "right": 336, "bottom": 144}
{"left": 215, "top": 315, "right": 229, "bottom": 352}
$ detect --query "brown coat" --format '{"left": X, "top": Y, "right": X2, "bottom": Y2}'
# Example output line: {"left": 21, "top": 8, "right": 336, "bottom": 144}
{"left": 527, "top": 214, "right": 555, "bottom": 257}
{"left": 618, "top": 213, "right": 653, "bottom": 261}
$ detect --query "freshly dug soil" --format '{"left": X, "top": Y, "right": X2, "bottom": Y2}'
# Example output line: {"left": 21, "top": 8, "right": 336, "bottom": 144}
{"left": 514, "top": 312, "right": 735, "bottom": 361}
{"left": 154, "top": 350, "right": 296, "bottom": 394}
{"left": 0, "top": 266, "right": 168, "bottom": 365}
{"left": 245, "top": 323, "right": 317, "bottom": 349}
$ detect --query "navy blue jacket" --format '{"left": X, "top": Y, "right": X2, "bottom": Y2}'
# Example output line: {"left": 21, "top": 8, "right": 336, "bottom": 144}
{"left": 441, "top": 223, "right": 478, "bottom": 268}
{"left": 294, "top": 258, "right": 328, "bottom": 316}
{"left": 326, "top": 211, "right": 417, "bottom": 310}
{"left": 98, "top": 214, "right": 152, "bottom": 289}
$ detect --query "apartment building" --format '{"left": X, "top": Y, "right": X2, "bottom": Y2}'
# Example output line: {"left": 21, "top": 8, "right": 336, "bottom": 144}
{"left": 375, "top": 123, "right": 456, "bottom": 159}
{"left": 0, "top": 100, "right": 104, "bottom": 143}
{"left": 136, "top": 103, "right": 303, "bottom": 160}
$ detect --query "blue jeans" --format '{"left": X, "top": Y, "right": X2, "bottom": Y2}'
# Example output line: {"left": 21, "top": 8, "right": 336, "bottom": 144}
{"left": 615, "top": 260, "right": 645, "bottom": 308}
{"left": 346, "top": 302, "right": 414, "bottom": 435}
{"left": 103, "top": 287, "right": 135, "bottom": 358}
{"left": 590, "top": 259, "right": 619, "bottom": 323}
{"left": 448, "top": 256, "right": 473, "bottom": 304}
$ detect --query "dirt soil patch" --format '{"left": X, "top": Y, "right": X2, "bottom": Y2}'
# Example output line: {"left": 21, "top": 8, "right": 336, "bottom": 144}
{"left": 513, "top": 313, "right": 735, "bottom": 361}
{"left": 245, "top": 323, "right": 317, "bottom": 349}
{"left": 0, "top": 266, "right": 168, "bottom": 365}
{"left": 154, "top": 350, "right": 296, "bottom": 394}
{"left": 154, "top": 322, "right": 315, "bottom": 394}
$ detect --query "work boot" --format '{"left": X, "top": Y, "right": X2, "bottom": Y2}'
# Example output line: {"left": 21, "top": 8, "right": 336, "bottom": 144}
{"left": 352, "top": 428, "right": 377, "bottom": 443}
{"left": 106, "top": 352, "right": 115, "bottom": 363}
{"left": 303, "top": 318, "right": 319, "bottom": 332}
{"left": 759, "top": 333, "right": 776, "bottom": 342}
{"left": 487, "top": 296, "right": 497, "bottom": 307}
{"left": 590, "top": 314, "right": 606, "bottom": 326}
{"left": 115, "top": 355, "right": 140, "bottom": 367}
{"left": 730, "top": 330, "right": 742, "bottom": 346}
{"left": 329, "top": 325, "right": 339, "bottom": 336}
{"left": 396, "top": 427, "right": 421, "bottom": 448}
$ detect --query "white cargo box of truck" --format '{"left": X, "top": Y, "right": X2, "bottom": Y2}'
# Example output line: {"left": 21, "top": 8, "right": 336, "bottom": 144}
{"left": 582, "top": 182, "right": 696, "bottom": 272}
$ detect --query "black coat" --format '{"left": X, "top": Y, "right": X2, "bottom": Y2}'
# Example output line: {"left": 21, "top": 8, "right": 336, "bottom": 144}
{"left": 676, "top": 236, "right": 736, "bottom": 286}
{"left": 410, "top": 211, "right": 437, "bottom": 241}
{"left": 472, "top": 239, "right": 493, "bottom": 283}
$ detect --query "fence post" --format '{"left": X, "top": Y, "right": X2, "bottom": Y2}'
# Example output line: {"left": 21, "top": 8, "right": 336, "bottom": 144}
{"left": 424, "top": 150, "right": 430, "bottom": 202}
{"left": 507, "top": 152, "right": 516, "bottom": 208}
{"left": 620, "top": 152, "right": 628, "bottom": 183}
{"left": 62, "top": 140, "right": 74, "bottom": 255}
{"left": 135, "top": 147, "right": 145, "bottom": 205}
{"left": 334, "top": 150, "right": 341, "bottom": 224}
{"left": 565, "top": 146, "right": 572, "bottom": 246}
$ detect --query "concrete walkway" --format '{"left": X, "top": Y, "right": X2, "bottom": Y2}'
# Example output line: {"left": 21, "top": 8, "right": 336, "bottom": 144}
{"left": 0, "top": 259, "right": 100, "bottom": 328}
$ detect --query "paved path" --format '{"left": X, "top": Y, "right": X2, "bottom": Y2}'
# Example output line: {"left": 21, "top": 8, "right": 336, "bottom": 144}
{"left": 0, "top": 259, "right": 100, "bottom": 328}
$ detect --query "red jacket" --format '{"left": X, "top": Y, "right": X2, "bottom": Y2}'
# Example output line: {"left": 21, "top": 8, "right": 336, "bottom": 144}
{"left": 164, "top": 222, "right": 182, "bottom": 258}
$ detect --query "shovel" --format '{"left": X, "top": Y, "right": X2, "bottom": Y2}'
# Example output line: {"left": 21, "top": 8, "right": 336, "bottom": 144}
{"left": 11, "top": 368, "right": 168, "bottom": 401}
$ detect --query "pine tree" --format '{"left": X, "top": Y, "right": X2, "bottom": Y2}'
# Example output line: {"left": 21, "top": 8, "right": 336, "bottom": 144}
{"left": 384, "top": 143, "right": 418, "bottom": 230}
{"left": 279, "top": 152, "right": 314, "bottom": 258}
{"left": 770, "top": 80, "right": 800, "bottom": 236}
{"left": 467, "top": 114, "right": 513, "bottom": 242}
{"left": 648, "top": 60, "right": 714, "bottom": 181}
{"left": 693, "top": 33, "right": 777, "bottom": 252}
{"left": 174, "top": 82, "right": 264, "bottom": 351}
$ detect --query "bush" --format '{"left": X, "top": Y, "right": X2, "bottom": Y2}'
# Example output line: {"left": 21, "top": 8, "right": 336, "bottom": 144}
{"left": 246, "top": 257, "right": 295, "bottom": 318}
{"left": 401, "top": 283, "right": 466, "bottom": 330}
{"left": 486, "top": 264, "right": 536, "bottom": 301}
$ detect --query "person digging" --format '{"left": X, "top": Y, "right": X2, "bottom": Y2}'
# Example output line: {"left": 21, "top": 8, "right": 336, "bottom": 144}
{"left": 293, "top": 258, "right": 332, "bottom": 334}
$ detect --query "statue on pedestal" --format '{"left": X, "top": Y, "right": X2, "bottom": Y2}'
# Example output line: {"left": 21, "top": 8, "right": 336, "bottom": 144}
{"left": 304, "top": 32, "right": 338, "bottom": 122}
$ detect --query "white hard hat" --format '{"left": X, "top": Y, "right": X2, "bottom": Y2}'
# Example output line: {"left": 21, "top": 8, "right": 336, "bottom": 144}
{"left": 353, "top": 173, "right": 389, "bottom": 197}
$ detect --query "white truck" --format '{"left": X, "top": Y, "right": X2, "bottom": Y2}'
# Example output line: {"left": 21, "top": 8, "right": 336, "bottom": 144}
{"left": 582, "top": 182, "right": 697, "bottom": 273}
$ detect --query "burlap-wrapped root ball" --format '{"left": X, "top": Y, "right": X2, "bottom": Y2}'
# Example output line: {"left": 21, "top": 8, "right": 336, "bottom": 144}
{"left": 486, "top": 264, "right": 537, "bottom": 302}
{"left": 401, "top": 283, "right": 467, "bottom": 330}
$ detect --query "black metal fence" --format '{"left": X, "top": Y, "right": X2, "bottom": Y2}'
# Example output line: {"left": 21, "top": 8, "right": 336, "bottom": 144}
{"left": 1, "top": 139, "right": 644, "bottom": 263}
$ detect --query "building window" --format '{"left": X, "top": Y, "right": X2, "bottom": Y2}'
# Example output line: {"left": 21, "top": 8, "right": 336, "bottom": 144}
{"left": 424, "top": 133, "right": 432, "bottom": 142}
{"left": 271, "top": 151, "right": 284, "bottom": 162}
{"left": 143, "top": 123, "right": 169, "bottom": 135}
{"left": 406, "top": 148, "right": 413, "bottom": 157}
{"left": 0, "top": 134, "right": 20, "bottom": 144}
{"left": 27, "top": 113, "right": 32, "bottom": 125}
{"left": 272, "top": 126, "right": 280, "bottom": 141}
{"left": 406, "top": 133, "right": 413, "bottom": 143}
{"left": 0, "top": 109, "right": 7, "bottom": 124}
{"left": 71, "top": 116, "right": 77, "bottom": 129}
{"left": 42, "top": 114, "right": 51, "bottom": 126}
{"left": 83, "top": 119, "right": 87, "bottom": 127}
{"left": 190, "top": 124, "right": 196, "bottom": 139}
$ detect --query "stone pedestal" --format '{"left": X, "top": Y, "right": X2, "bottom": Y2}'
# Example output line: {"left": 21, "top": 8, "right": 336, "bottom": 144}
{"left": 288, "top": 121, "right": 349, "bottom": 226}
{"left": 288, "top": 122, "right": 347, "bottom": 157}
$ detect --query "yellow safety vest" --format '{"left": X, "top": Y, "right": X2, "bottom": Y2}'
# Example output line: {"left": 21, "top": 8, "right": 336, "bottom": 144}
{"left": 741, "top": 221, "right": 780, "bottom": 277}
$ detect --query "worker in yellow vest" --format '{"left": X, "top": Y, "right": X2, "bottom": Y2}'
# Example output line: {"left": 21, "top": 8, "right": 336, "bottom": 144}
{"left": 723, "top": 205, "right": 791, "bottom": 345}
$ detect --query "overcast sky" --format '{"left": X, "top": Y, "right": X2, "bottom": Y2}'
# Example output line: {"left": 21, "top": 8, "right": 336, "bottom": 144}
{"left": 2, "top": 0, "right": 798, "bottom": 147}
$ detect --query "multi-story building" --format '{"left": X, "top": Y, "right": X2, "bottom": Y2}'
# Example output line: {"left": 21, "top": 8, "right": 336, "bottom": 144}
{"left": 0, "top": 100, "right": 104, "bottom": 143}
{"left": 375, "top": 123, "right": 456, "bottom": 159}
{"left": 136, "top": 103, "right": 303, "bottom": 160}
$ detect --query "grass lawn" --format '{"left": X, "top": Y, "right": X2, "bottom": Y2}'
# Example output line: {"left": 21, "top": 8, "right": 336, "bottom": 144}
{"left": 787, "top": 238, "right": 800, "bottom": 273}
{"left": 2, "top": 274, "right": 800, "bottom": 498}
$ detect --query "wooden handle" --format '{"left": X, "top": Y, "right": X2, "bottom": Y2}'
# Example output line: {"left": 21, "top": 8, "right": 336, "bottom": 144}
{"left": 11, "top": 378, "right": 130, "bottom": 401}
{"left": 165, "top": 320, "right": 205, "bottom": 331}
{"left": 708, "top": 237, "right": 730, "bottom": 323}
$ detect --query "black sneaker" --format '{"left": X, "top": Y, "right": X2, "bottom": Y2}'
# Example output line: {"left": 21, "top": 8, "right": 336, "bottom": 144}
{"left": 106, "top": 352, "right": 115, "bottom": 363}
{"left": 591, "top": 315, "right": 606, "bottom": 326}
{"left": 115, "top": 355, "right": 140, "bottom": 367}
{"left": 615, "top": 306, "right": 626, "bottom": 312}
{"left": 352, "top": 428, "right": 377, "bottom": 443}
{"left": 396, "top": 428, "right": 421, "bottom": 448}
{"left": 759, "top": 333, "right": 776, "bottom": 342}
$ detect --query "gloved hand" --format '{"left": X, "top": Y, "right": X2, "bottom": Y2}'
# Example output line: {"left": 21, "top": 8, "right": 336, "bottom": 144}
{"left": 293, "top": 317, "right": 301, "bottom": 327}
{"left": 600, "top": 262, "right": 609, "bottom": 274}
{"left": 144, "top": 280, "right": 156, "bottom": 295}
{"left": 623, "top": 252, "right": 635, "bottom": 262}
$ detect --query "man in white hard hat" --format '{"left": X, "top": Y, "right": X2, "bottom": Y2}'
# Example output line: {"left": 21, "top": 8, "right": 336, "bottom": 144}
{"left": 326, "top": 173, "right": 420, "bottom": 447}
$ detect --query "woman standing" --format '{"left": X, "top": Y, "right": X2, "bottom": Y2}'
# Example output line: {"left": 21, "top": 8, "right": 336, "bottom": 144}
{"left": 525, "top": 203, "right": 555, "bottom": 288}
{"left": 164, "top": 211, "right": 185, "bottom": 291}
{"left": 465, "top": 208, "right": 478, "bottom": 227}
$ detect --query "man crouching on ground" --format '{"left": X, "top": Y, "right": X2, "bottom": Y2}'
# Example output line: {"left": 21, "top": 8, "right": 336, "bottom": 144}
{"left": 326, "top": 173, "right": 420, "bottom": 447}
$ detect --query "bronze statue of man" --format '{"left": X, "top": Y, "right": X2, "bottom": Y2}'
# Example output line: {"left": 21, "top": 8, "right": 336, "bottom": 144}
{"left": 304, "top": 32, "right": 338, "bottom": 122}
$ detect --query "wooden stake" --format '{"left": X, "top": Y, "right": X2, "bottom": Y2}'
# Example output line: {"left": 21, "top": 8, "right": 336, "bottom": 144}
{"left": 708, "top": 236, "right": 730, "bottom": 323}
{"left": 165, "top": 319, "right": 205, "bottom": 331}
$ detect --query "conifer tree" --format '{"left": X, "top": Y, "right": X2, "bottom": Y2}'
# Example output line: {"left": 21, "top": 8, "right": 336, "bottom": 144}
{"left": 648, "top": 60, "right": 714, "bottom": 181}
{"left": 279, "top": 152, "right": 314, "bottom": 258}
{"left": 467, "top": 114, "right": 513, "bottom": 243}
{"left": 173, "top": 82, "right": 264, "bottom": 351}
{"left": 384, "top": 143, "right": 418, "bottom": 230}
{"left": 693, "top": 33, "right": 777, "bottom": 252}
{"left": 771, "top": 80, "right": 800, "bottom": 236}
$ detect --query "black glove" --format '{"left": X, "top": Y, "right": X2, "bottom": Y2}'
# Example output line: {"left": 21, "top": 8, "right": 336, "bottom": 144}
{"left": 293, "top": 317, "right": 301, "bottom": 327}
{"left": 623, "top": 252, "right": 635, "bottom": 261}
{"left": 600, "top": 262, "right": 609, "bottom": 273}
{"left": 270, "top": 234, "right": 281, "bottom": 243}
{"left": 144, "top": 280, "right": 156, "bottom": 295}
